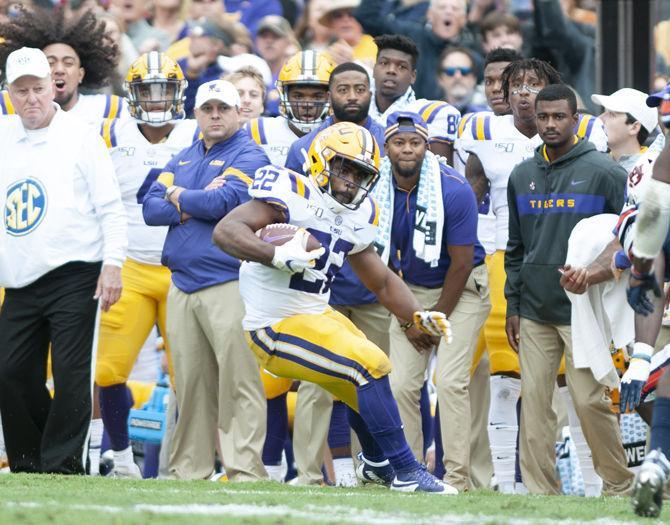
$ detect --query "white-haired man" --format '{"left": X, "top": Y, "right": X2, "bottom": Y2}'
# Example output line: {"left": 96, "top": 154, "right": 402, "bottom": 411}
{"left": 0, "top": 47, "right": 127, "bottom": 474}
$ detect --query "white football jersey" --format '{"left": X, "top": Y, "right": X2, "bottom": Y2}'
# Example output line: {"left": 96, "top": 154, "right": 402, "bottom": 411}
{"left": 71, "top": 93, "right": 129, "bottom": 124}
{"left": 405, "top": 99, "right": 461, "bottom": 145}
{"left": 240, "top": 165, "right": 378, "bottom": 330}
{"left": 0, "top": 90, "right": 128, "bottom": 124}
{"left": 625, "top": 133, "right": 665, "bottom": 205}
{"left": 453, "top": 111, "right": 496, "bottom": 253}
{"left": 456, "top": 112, "right": 608, "bottom": 251}
{"left": 246, "top": 116, "right": 301, "bottom": 166}
{"left": 101, "top": 117, "right": 199, "bottom": 265}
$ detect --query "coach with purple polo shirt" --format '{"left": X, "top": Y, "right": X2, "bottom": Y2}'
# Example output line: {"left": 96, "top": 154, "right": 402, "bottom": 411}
{"left": 143, "top": 79, "right": 270, "bottom": 481}
{"left": 379, "top": 111, "right": 491, "bottom": 491}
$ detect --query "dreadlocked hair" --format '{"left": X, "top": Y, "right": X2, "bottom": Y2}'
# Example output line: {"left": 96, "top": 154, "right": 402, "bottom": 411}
{"left": 0, "top": 7, "right": 119, "bottom": 88}
{"left": 501, "top": 58, "right": 561, "bottom": 103}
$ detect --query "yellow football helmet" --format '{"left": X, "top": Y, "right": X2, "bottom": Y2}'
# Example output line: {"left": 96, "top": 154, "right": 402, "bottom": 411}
{"left": 307, "top": 122, "right": 380, "bottom": 211}
{"left": 277, "top": 50, "right": 334, "bottom": 134}
{"left": 124, "top": 51, "right": 187, "bottom": 126}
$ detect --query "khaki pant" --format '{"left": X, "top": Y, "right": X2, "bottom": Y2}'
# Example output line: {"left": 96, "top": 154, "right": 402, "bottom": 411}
{"left": 292, "top": 302, "right": 391, "bottom": 482}
{"left": 469, "top": 352, "right": 493, "bottom": 489}
{"left": 167, "top": 281, "right": 267, "bottom": 481}
{"left": 518, "top": 318, "right": 633, "bottom": 495}
{"left": 389, "top": 265, "right": 490, "bottom": 491}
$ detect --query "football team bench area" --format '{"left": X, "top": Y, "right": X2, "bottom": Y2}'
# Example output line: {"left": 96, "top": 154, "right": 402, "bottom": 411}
{"left": 0, "top": 475, "right": 668, "bottom": 525}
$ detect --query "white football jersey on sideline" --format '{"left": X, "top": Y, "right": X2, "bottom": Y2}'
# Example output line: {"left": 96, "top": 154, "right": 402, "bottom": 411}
{"left": 246, "top": 116, "right": 302, "bottom": 166}
{"left": 101, "top": 117, "right": 199, "bottom": 265}
{"left": 456, "top": 112, "right": 608, "bottom": 251}
{"left": 240, "top": 165, "right": 378, "bottom": 330}
{"left": 70, "top": 93, "right": 129, "bottom": 124}
{"left": 405, "top": 99, "right": 461, "bottom": 146}
{"left": 453, "top": 111, "right": 496, "bottom": 254}
{"left": 0, "top": 90, "right": 128, "bottom": 124}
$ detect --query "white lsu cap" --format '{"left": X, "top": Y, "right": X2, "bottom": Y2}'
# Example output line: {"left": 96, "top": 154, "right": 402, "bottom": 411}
{"left": 5, "top": 47, "right": 51, "bottom": 85}
{"left": 194, "top": 80, "right": 241, "bottom": 110}
{"left": 591, "top": 88, "right": 658, "bottom": 133}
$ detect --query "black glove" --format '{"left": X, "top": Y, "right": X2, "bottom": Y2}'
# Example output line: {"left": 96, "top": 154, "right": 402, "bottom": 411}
{"left": 626, "top": 269, "right": 662, "bottom": 316}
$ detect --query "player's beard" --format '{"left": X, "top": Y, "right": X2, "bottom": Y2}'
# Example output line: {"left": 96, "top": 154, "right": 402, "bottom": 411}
{"left": 332, "top": 98, "right": 371, "bottom": 124}
{"left": 393, "top": 159, "right": 422, "bottom": 179}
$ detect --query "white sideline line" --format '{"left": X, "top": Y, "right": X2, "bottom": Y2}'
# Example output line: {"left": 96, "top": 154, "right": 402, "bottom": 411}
{"left": 1, "top": 501, "right": 649, "bottom": 525}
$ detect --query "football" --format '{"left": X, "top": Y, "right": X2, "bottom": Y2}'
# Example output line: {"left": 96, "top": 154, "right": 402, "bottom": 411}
{"left": 257, "top": 223, "right": 322, "bottom": 251}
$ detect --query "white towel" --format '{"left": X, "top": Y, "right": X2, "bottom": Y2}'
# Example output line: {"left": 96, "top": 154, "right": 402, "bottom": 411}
{"left": 565, "top": 214, "right": 635, "bottom": 388}
{"left": 373, "top": 150, "right": 444, "bottom": 267}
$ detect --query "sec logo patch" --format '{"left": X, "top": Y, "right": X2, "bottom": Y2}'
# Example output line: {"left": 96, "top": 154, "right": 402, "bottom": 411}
{"left": 5, "top": 178, "right": 47, "bottom": 236}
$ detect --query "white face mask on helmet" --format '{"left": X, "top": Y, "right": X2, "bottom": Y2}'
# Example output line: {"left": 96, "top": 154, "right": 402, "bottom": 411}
{"left": 277, "top": 50, "right": 334, "bottom": 134}
{"left": 124, "top": 51, "right": 188, "bottom": 126}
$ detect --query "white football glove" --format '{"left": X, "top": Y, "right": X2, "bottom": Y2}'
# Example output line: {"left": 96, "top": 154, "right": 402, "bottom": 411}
{"left": 413, "top": 311, "right": 453, "bottom": 343}
{"left": 271, "top": 228, "right": 325, "bottom": 274}
{"left": 619, "top": 342, "right": 653, "bottom": 413}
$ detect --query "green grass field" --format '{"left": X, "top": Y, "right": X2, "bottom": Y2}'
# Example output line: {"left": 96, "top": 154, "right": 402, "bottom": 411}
{"left": 0, "top": 475, "right": 668, "bottom": 525}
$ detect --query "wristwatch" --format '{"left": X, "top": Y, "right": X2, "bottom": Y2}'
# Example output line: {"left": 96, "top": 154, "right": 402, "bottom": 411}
{"left": 165, "top": 185, "right": 179, "bottom": 200}
{"left": 399, "top": 320, "right": 414, "bottom": 332}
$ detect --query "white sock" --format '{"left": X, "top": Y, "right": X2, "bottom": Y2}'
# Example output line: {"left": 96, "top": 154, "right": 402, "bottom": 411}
{"left": 488, "top": 376, "right": 520, "bottom": 493}
{"left": 514, "top": 482, "right": 529, "bottom": 494}
{"left": 113, "top": 445, "right": 134, "bottom": 466}
{"left": 265, "top": 464, "right": 285, "bottom": 482}
{"left": 88, "top": 418, "right": 103, "bottom": 476}
{"left": 333, "top": 457, "right": 357, "bottom": 487}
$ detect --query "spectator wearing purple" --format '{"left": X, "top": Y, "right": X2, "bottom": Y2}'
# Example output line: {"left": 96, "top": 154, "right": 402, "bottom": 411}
{"left": 224, "top": 0, "right": 283, "bottom": 37}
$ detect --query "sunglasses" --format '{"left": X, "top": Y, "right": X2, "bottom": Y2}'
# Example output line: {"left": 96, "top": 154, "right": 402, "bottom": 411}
{"left": 442, "top": 66, "right": 473, "bottom": 77}
{"left": 510, "top": 83, "right": 542, "bottom": 95}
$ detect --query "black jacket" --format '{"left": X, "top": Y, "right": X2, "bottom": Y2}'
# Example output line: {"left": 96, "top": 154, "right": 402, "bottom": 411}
{"left": 354, "top": 0, "right": 483, "bottom": 100}
{"left": 505, "top": 139, "right": 626, "bottom": 325}
{"left": 533, "top": 0, "right": 596, "bottom": 114}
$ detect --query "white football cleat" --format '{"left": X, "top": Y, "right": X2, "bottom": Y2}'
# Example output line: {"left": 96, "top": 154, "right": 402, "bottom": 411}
{"left": 391, "top": 465, "right": 458, "bottom": 495}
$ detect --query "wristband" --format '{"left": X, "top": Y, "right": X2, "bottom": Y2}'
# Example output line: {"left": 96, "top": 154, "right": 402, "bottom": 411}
{"left": 399, "top": 320, "right": 414, "bottom": 332}
{"left": 631, "top": 341, "right": 654, "bottom": 362}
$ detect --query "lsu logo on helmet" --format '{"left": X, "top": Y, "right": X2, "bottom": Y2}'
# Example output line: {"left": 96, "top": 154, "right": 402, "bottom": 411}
{"left": 124, "top": 51, "right": 187, "bottom": 126}
{"left": 276, "top": 51, "right": 334, "bottom": 134}
{"left": 307, "top": 122, "right": 380, "bottom": 211}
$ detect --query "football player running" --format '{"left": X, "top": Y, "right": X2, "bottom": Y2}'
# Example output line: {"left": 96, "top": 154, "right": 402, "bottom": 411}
{"left": 214, "top": 122, "right": 456, "bottom": 494}
{"left": 624, "top": 84, "right": 670, "bottom": 518}
{"left": 93, "top": 52, "right": 196, "bottom": 478}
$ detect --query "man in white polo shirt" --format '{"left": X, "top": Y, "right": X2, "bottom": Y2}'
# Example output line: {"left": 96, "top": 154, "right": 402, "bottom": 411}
{"left": 0, "top": 47, "right": 127, "bottom": 474}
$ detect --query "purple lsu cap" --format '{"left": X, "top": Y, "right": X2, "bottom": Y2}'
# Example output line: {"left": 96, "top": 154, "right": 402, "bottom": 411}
{"left": 384, "top": 111, "right": 429, "bottom": 142}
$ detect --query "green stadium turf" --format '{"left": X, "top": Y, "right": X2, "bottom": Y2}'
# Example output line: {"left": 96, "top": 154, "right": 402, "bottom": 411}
{"left": 0, "top": 475, "right": 668, "bottom": 525}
